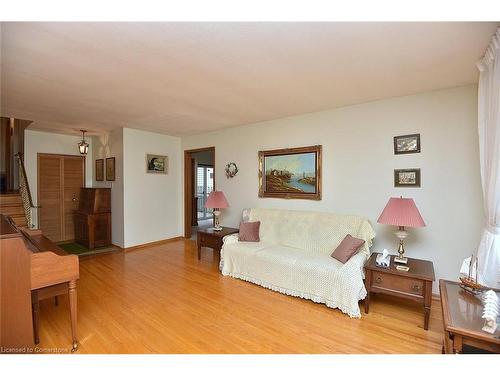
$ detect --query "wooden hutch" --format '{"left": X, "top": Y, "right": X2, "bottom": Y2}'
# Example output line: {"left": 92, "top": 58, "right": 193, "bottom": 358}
{"left": 74, "top": 188, "right": 111, "bottom": 249}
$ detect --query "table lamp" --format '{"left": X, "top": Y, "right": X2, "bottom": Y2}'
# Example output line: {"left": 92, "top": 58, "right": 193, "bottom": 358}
{"left": 204, "top": 191, "right": 229, "bottom": 231}
{"left": 377, "top": 197, "right": 426, "bottom": 264}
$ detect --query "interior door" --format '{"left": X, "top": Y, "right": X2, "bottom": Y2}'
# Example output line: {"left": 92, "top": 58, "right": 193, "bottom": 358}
{"left": 38, "top": 154, "right": 84, "bottom": 242}
{"left": 38, "top": 155, "right": 63, "bottom": 242}
{"left": 63, "top": 156, "right": 85, "bottom": 241}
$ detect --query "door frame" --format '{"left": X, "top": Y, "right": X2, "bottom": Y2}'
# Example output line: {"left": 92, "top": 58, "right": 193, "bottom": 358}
{"left": 184, "top": 147, "right": 215, "bottom": 238}
{"left": 37, "top": 153, "right": 86, "bottom": 240}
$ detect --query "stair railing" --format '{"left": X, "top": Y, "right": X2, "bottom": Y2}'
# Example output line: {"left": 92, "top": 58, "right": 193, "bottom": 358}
{"left": 15, "top": 153, "right": 39, "bottom": 228}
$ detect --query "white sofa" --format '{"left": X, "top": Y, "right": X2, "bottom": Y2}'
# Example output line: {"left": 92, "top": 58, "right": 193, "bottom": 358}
{"left": 221, "top": 208, "right": 376, "bottom": 318}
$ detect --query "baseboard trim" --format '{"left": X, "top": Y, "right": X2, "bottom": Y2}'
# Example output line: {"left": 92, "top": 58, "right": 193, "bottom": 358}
{"left": 116, "top": 236, "right": 184, "bottom": 252}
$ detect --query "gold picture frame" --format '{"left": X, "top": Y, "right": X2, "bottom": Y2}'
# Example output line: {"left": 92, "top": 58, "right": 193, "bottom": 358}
{"left": 106, "top": 157, "right": 115, "bottom": 181}
{"left": 258, "top": 145, "right": 322, "bottom": 200}
{"left": 95, "top": 159, "right": 104, "bottom": 181}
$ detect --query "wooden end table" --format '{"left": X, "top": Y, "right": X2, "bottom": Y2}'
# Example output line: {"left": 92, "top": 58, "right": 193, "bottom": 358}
{"left": 440, "top": 279, "right": 500, "bottom": 354}
{"left": 196, "top": 226, "right": 239, "bottom": 261}
{"left": 364, "top": 253, "right": 435, "bottom": 330}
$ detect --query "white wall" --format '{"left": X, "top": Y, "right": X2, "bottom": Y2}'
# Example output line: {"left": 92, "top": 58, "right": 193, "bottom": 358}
{"left": 24, "top": 129, "right": 93, "bottom": 228}
{"left": 91, "top": 128, "right": 125, "bottom": 247}
{"left": 182, "top": 85, "right": 484, "bottom": 293}
{"left": 122, "top": 128, "right": 182, "bottom": 248}
{"left": 89, "top": 127, "right": 182, "bottom": 248}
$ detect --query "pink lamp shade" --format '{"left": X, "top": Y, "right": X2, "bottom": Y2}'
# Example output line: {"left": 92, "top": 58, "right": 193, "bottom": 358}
{"left": 204, "top": 191, "right": 229, "bottom": 209}
{"left": 377, "top": 197, "right": 426, "bottom": 228}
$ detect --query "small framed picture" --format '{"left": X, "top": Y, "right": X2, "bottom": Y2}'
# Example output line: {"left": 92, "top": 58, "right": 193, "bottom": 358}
{"left": 394, "top": 168, "right": 421, "bottom": 188}
{"left": 146, "top": 154, "right": 168, "bottom": 174}
{"left": 394, "top": 134, "right": 421, "bottom": 154}
{"left": 95, "top": 159, "right": 104, "bottom": 181}
{"left": 106, "top": 157, "right": 116, "bottom": 181}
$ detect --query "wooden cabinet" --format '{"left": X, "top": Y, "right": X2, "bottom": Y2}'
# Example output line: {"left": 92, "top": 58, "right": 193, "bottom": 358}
{"left": 78, "top": 188, "right": 111, "bottom": 213}
{"left": 74, "top": 188, "right": 111, "bottom": 249}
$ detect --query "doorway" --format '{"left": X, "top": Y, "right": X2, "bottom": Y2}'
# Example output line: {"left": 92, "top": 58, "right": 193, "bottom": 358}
{"left": 196, "top": 165, "right": 214, "bottom": 221}
{"left": 38, "top": 153, "right": 85, "bottom": 242}
{"left": 184, "top": 147, "right": 215, "bottom": 239}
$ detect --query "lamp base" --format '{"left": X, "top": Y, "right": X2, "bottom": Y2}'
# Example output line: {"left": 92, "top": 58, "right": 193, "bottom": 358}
{"left": 394, "top": 228, "right": 408, "bottom": 265}
{"left": 394, "top": 256, "right": 408, "bottom": 265}
{"left": 212, "top": 210, "right": 222, "bottom": 231}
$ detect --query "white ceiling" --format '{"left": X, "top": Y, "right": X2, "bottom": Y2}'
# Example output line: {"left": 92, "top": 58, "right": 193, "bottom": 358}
{"left": 1, "top": 22, "right": 498, "bottom": 137}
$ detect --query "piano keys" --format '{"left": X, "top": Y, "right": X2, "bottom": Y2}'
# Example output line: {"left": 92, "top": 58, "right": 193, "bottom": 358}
{"left": 0, "top": 214, "right": 79, "bottom": 352}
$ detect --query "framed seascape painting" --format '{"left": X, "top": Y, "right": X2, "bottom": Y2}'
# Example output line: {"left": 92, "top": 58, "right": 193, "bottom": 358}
{"left": 95, "top": 159, "right": 104, "bottom": 181}
{"left": 258, "top": 145, "right": 322, "bottom": 200}
{"left": 146, "top": 154, "right": 168, "bottom": 174}
{"left": 394, "top": 133, "right": 421, "bottom": 154}
{"left": 394, "top": 168, "right": 421, "bottom": 187}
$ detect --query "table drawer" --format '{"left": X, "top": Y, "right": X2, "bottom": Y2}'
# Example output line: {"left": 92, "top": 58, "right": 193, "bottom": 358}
{"left": 371, "top": 271, "right": 424, "bottom": 296}
{"left": 199, "top": 233, "right": 221, "bottom": 249}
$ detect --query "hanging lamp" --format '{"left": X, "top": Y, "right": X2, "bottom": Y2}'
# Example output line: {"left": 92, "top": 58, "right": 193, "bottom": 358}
{"left": 78, "top": 130, "right": 89, "bottom": 155}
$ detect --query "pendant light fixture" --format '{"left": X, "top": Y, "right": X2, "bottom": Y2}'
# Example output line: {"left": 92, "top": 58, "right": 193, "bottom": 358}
{"left": 78, "top": 129, "right": 89, "bottom": 155}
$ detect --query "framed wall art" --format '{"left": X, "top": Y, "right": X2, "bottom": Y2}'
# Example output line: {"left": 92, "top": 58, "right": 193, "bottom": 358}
{"left": 95, "top": 159, "right": 104, "bottom": 181}
{"left": 258, "top": 145, "right": 322, "bottom": 200}
{"left": 394, "top": 168, "right": 421, "bottom": 187}
{"left": 394, "top": 134, "right": 421, "bottom": 155}
{"left": 146, "top": 154, "right": 168, "bottom": 174}
{"left": 106, "top": 157, "right": 116, "bottom": 181}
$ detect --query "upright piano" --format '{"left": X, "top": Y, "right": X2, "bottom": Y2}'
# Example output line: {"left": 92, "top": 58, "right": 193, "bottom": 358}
{"left": 0, "top": 214, "right": 79, "bottom": 352}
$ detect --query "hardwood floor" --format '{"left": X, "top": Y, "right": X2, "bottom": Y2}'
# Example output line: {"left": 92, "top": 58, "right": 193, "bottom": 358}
{"left": 37, "top": 239, "right": 444, "bottom": 353}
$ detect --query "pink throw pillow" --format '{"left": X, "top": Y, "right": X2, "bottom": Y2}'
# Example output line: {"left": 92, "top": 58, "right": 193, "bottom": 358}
{"left": 331, "top": 234, "right": 365, "bottom": 263}
{"left": 238, "top": 221, "right": 260, "bottom": 242}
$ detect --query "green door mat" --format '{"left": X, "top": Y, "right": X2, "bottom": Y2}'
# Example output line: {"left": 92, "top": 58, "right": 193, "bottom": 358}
{"left": 58, "top": 242, "right": 117, "bottom": 257}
